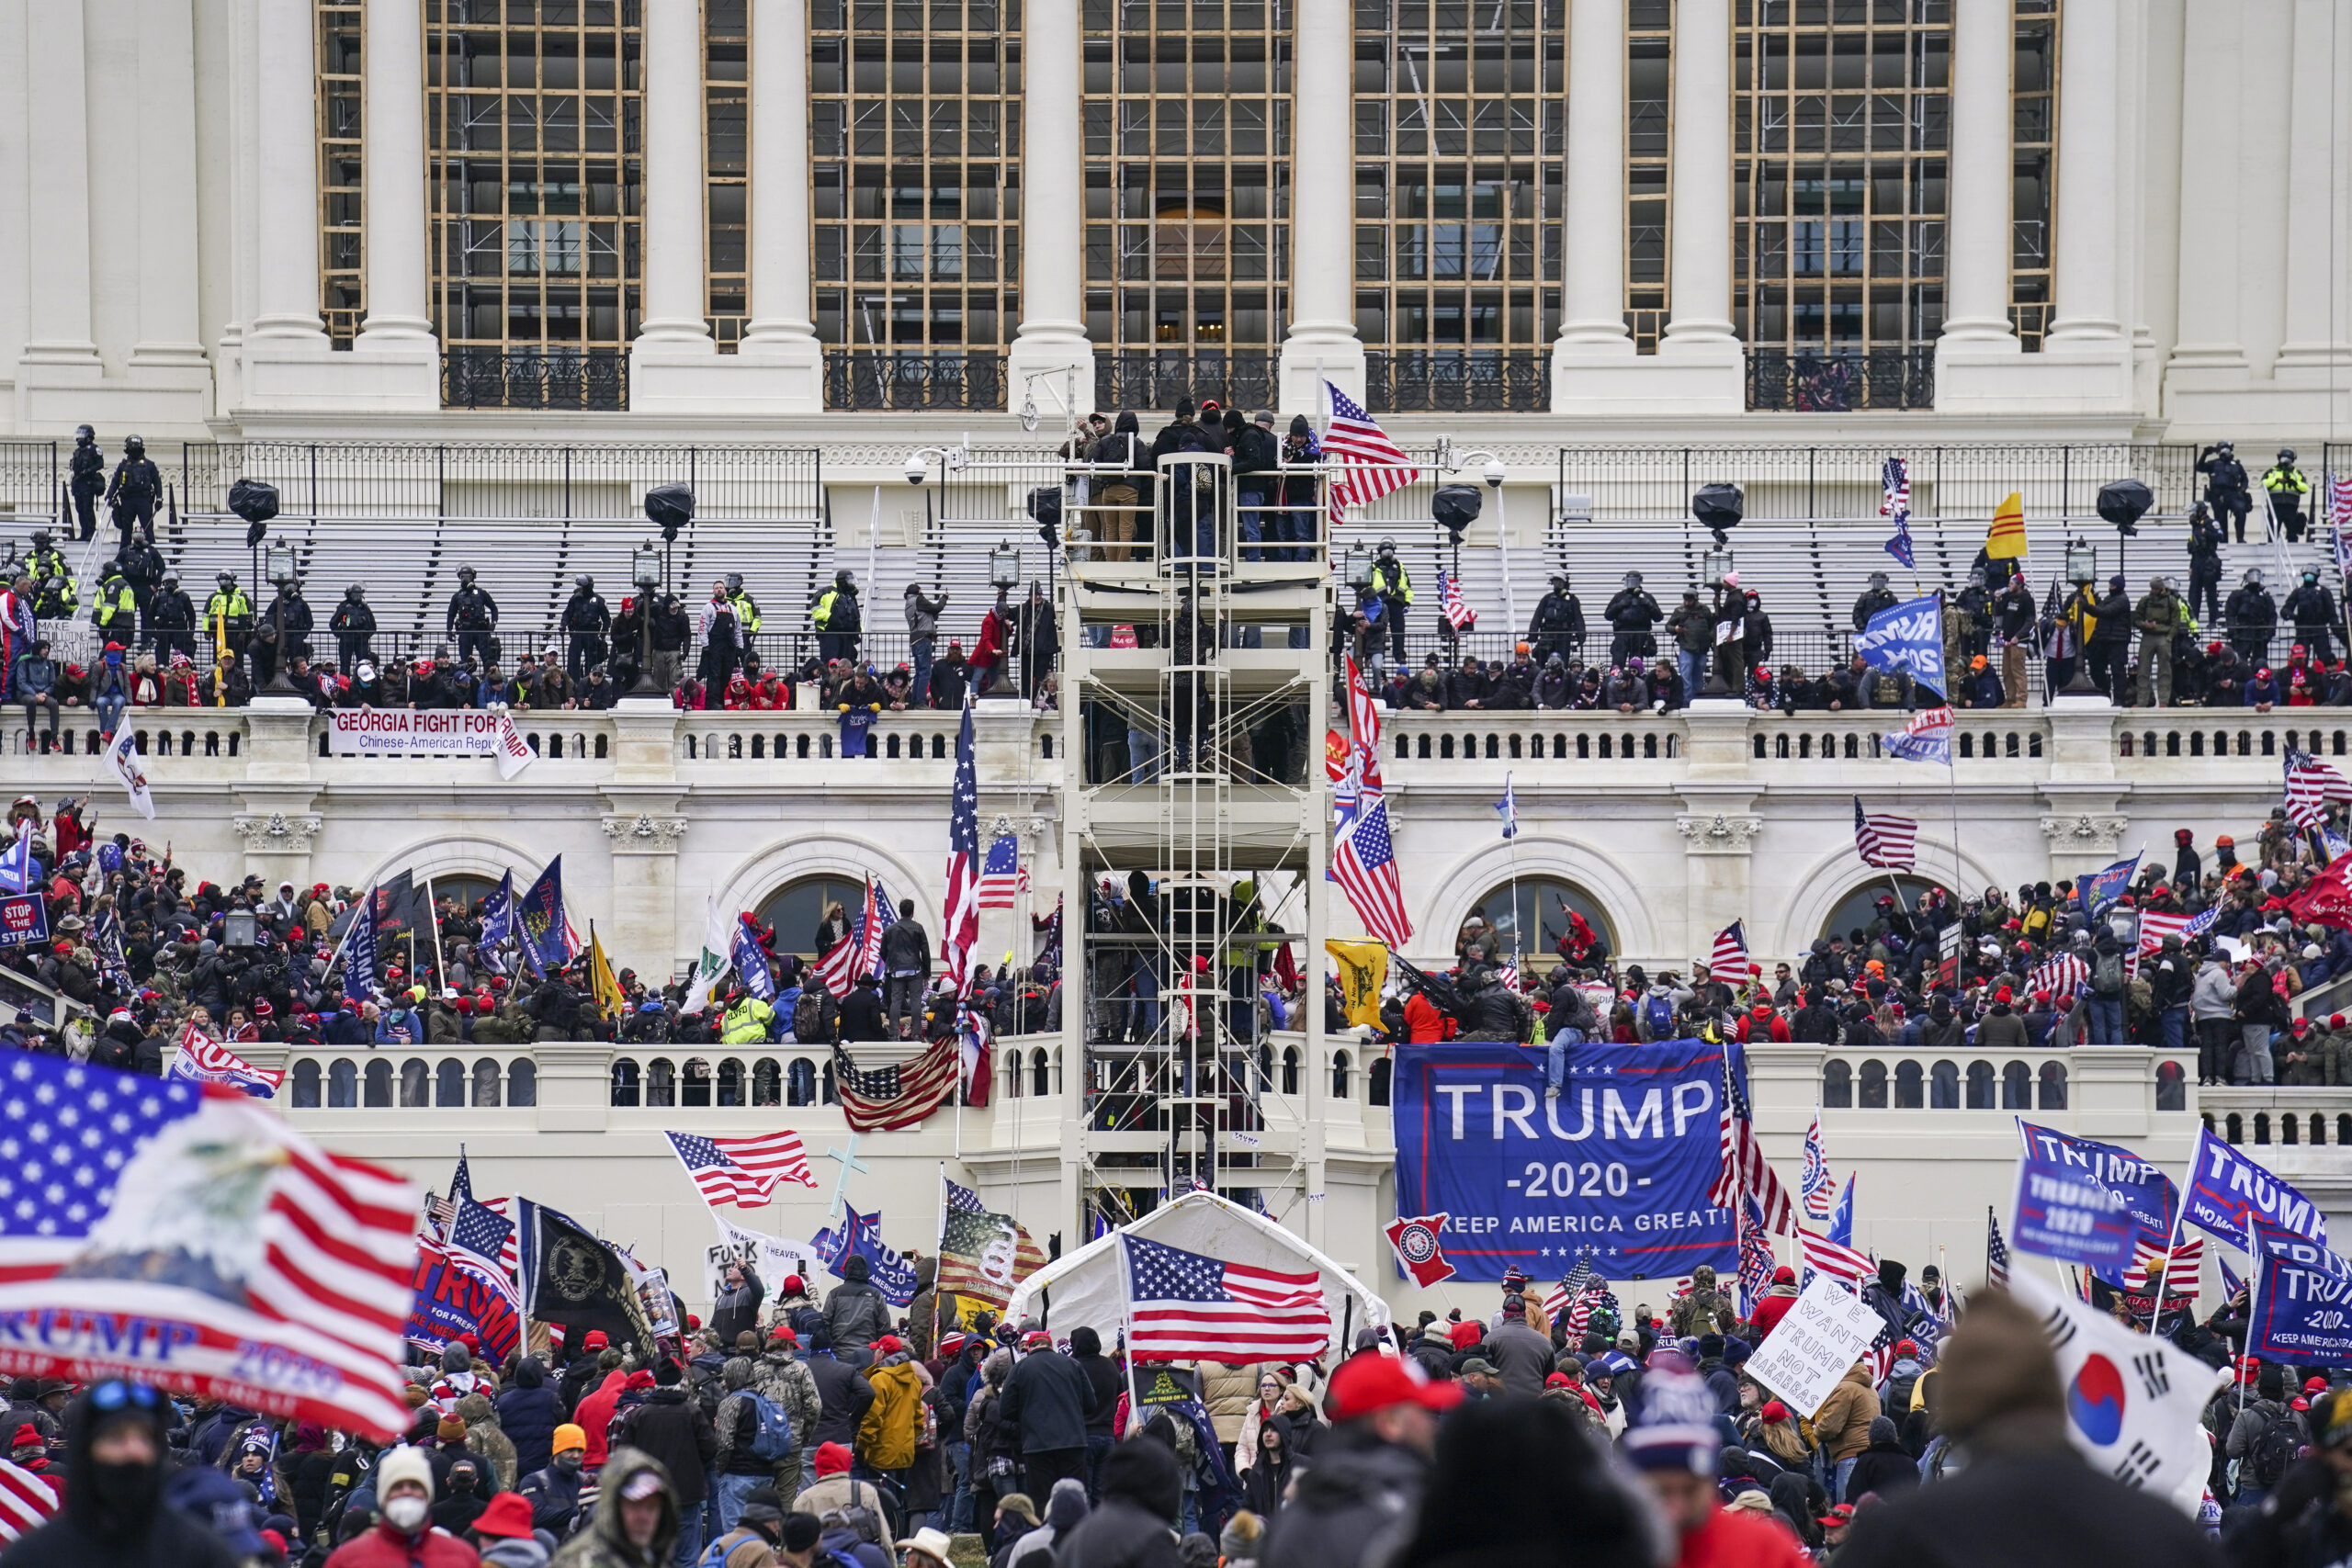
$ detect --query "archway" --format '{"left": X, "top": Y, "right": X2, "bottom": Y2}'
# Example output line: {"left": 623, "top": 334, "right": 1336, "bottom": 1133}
{"left": 757, "top": 874, "right": 875, "bottom": 960}
{"left": 1460, "top": 877, "right": 1616, "bottom": 969}
{"left": 1816, "top": 875, "right": 1944, "bottom": 945}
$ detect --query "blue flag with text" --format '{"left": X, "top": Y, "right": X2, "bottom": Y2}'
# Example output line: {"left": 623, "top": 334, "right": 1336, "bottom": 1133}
{"left": 2015, "top": 1120, "right": 2175, "bottom": 1252}
{"left": 1392, "top": 1038, "right": 1735, "bottom": 1280}
{"left": 2183, "top": 1124, "right": 2329, "bottom": 1247}
{"left": 1853, "top": 593, "right": 1946, "bottom": 695}
{"left": 2248, "top": 1219, "right": 2352, "bottom": 1365}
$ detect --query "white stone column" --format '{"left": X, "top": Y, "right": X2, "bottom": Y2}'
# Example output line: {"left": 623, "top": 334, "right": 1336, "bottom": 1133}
{"left": 347, "top": 0, "right": 441, "bottom": 406}
{"left": 736, "top": 0, "right": 824, "bottom": 406}
{"left": 13, "top": 0, "right": 105, "bottom": 424}
{"left": 1658, "top": 0, "right": 1735, "bottom": 355}
{"left": 2161, "top": 0, "right": 2248, "bottom": 400}
{"left": 247, "top": 0, "right": 328, "bottom": 346}
{"left": 131, "top": 0, "right": 212, "bottom": 383}
{"left": 1552, "top": 0, "right": 1633, "bottom": 363}
{"left": 2274, "top": 0, "right": 2352, "bottom": 392}
{"left": 1936, "top": 0, "right": 2018, "bottom": 355}
{"left": 1276, "top": 0, "right": 1363, "bottom": 413}
{"left": 635, "top": 0, "right": 714, "bottom": 351}
{"left": 1008, "top": 0, "right": 1094, "bottom": 412}
{"left": 2042, "top": 0, "right": 2120, "bottom": 346}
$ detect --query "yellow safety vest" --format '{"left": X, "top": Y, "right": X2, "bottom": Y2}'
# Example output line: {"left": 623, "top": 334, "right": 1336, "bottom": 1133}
{"left": 722, "top": 998, "right": 773, "bottom": 1043}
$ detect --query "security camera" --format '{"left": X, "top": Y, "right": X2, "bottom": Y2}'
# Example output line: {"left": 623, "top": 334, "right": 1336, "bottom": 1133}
{"left": 1482, "top": 458, "right": 1507, "bottom": 489}
{"left": 904, "top": 454, "right": 929, "bottom": 486}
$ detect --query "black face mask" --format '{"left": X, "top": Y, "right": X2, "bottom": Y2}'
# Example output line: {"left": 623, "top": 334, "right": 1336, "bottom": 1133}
{"left": 85, "top": 1460, "right": 159, "bottom": 1533}
{"left": 555, "top": 1451, "right": 584, "bottom": 1472}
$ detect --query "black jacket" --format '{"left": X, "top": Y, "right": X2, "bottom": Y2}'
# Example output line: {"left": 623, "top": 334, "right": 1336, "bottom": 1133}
{"left": 711, "top": 1268, "right": 765, "bottom": 1347}
{"left": 1072, "top": 1350, "right": 1123, "bottom": 1438}
{"left": 0, "top": 1400, "right": 240, "bottom": 1568}
{"left": 615, "top": 1385, "right": 717, "bottom": 1505}
{"left": 998, "top": 1348, "right": 1100, "bottom": 1454}
{"left": 879, "top": 919, "right": 930, "bottom": 976}
{"left": 807, "top": 1354, "right": 876, "bottom": 1448}
{"left": 496, "top": 1357, "right": 565, "bottom": 1478}
{"left": 1834, "top": 1442, "right": 2221, "bottom": 1568}
{"left": 1258, "top": 1432, "right": 1427, "bottom": 1568}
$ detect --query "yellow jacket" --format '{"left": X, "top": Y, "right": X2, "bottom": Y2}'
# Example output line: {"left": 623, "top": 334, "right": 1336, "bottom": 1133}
{"left": 721, "top": 998, "right": 773, "bottom": 1044}
{"left": 857, "top": 1359, "right": 928, "bottom": 1471}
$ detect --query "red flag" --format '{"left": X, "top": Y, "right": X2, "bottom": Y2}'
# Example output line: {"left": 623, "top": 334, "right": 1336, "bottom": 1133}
{"left": 1385, "top": 1213, "right": 1456, "bottom": 1288}
{"left": 2289, "top": 854, "right": 2352, "bottom": 930}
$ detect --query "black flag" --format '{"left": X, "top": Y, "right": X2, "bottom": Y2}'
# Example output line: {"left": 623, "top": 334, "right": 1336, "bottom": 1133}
{"left": 518, "top": 1200, "right": 654, "bottom": 1349}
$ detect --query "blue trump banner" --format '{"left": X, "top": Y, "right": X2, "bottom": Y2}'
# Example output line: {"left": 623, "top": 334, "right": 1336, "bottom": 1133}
{"left": 731, "top": 922, "right": 778, "bottom": 1001}
{"left": 812, "top": 1203, "right": 919, "bottom": 1306}
{"left": 2016, "top": 1121, "right": 2175, "bottom": 1248}
{"left": 2075, "top": 854, "right": 2142, "bottom": 920}
{"left": 1393, "top": 1038, "right": 1734, "bottom": 1280}
{"left": 2249, "top": 1219, "right": 2352, "bottom": 1365}
{"left": 1853, "top": 593, "right": 1946, "bottom": 695}
{"left": 2183, "top": 1125, "right": 2329, "bottom": 1247}
{"left": 2013, "top": 1145, "right": 2139, "bottom": 1272}
{"left": 515, "top": 857, "right": 573, "bottom": 976}
{"left": 407, "top": 1239, "right": 525, "bottom": 1367}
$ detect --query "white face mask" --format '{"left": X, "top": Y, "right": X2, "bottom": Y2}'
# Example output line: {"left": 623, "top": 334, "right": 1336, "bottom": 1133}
{"left": 384, "top": 1494, "right": 429, "bottom": 1532}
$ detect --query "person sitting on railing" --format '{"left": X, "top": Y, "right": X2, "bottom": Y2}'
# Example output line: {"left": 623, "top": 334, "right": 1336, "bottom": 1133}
{"left": 531, "top": 659, "right": 577, "bottom": 712}
{"left": 579, "top": 664, "right": 619, "bottom": 712}
{"left": 1396, "top": 655, "right": 1445, "bottom": 712}
{"left": 722, "top": 671, "right": 757, "bottom": 712}
{"left": 1744, "top": 664, "right": 1778, "bottom": 713}
{"left": 14, "top": 637, "right": 61, "bottom": 751}
{"left": 1445, "top": 655, "right": 1488, "bottom": 711}
{"left": 1953, "top": 654, "right": 2005, "bottom": 709}
{"left": 876, "top": 664, "right": 910, "bottom": 713}
{"left": 1533, "top": 652, "right": 1574, "bottom": 709}
{"left": 2245, "top": 664, "right": 2283, "bottom": 712}
{"left": 1600, "top": 661, "right": 1648, "bottom": 715}
{"left": 673, "top": 674, "right": 707, "bottom": 711}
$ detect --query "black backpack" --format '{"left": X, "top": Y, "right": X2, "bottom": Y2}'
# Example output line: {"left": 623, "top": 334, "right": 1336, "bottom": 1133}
{"left": 2253, "top": 1406, "right": 2306, "bottom": 1486}
{"left": 2092, "top": 951, "right": 2126, "bottom": 997}
{"left": 792, "top": 987, "right": 830, "bottom": 1043}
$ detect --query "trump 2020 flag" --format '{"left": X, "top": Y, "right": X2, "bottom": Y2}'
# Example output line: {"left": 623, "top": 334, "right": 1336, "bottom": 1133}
{"left": 2075, "top": 854, "right": 2143, "bottom": 921}
{"left": 2246, "top": 1219, "right": 2352, "bottom": 1366}
{"left": 2008, "top": 1266, "right": 2230, "bottom": 1515}
{"left": 729, "top": 919, "right": 777, "bottom": 1003}
{"left": 1853, "top": 593, "right": 1946, "bottom": 696}
{"left": 0, "top": 824, "right": 31, "bottom": 897}
{"left": 810, "top": 1204, "right": 920, "bottom": 1307}
{"left": 515, "top": 858, "right": 578, "bottom": 976}
{"left": 0, "top": 1050, "right": 419, "bottom": 1439}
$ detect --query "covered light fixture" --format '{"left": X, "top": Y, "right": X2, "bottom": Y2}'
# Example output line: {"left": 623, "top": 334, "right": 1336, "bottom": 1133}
{"left": 265, "top": 538, "right": 296, "bottom": 587}
{"left": 989, "top": 543, "right": 1022, "bottom": 589}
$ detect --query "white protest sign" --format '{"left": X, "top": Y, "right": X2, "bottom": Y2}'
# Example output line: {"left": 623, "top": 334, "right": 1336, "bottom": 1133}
{"left": 1744, "top": 1276, "right": 1886, "bottom": 1418}
{"left": 703, "top": 1217, "right": 825, "bottom": 1313}
{"left": 326, "top": 707, "right": 534, "bottom": 775}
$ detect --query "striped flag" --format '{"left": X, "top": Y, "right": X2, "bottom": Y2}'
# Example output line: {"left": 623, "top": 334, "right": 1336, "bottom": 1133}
{"left": 831, "top": 1036, "right": 962, "bottom": 1132}
{"left": 1736, "top": 1197, "right": 1777, "bottom": 1316}
{"left": 1987, "top": 1209, "right": 2011, "bottom": 1290}
{"left": 2130, "top": 908, "right": 2189, "bottom": 979}
{"left": 1544, "top": 1256, "right": 1597, "bottom": 1323}
{"left": 1801, "top": 1114, "right": 1838, "bottom": 1220}
{"left": 815, "top": 876, "right": 895, "bottom": 999}
{"left": 477, "top": 1196, "right": 521, "bottom": 1283}
{"left": 663, "top": 1131, "right": 815, "bottom": 1206}
{"left": 1853, "top": 797, "right": 1919, "bottom": 871}
{"left": 978, "top": 835, "right": 1023, "bottom": 909}
{"left": 2330, "top": 473, "right": 2352, "bottom": 527}
{"left": 1334, "top": 796, "right": 1414, "bottom": 950}
{"left": 1708, "top": 920, "right": 1748, "bottom": 976}
{"left": 1882, "top": 457, "right": 1915, "bottom": 569}
{"left": 2029, "top": 952, "right": 2090, "bottom": 998}
{"left": 165, "top": 1021, "right": 285, "bottom": 1098}
{"left": 1123, "top": 1233, "right": 1331, "bottom": 1362}
{"left": 937, "top": 1176, "right": 1047, "bottom": 1310}
{"left": 1709, "top": 1039, "right": 1796, "bottom": 1235}
{"left": 0, "top": 1455, "right": 58, "bottom": 1544}
{"left": 944, "top": 701, "right": 981, "bottom": 994}
{"left": 1799, "top": 1224, "right": 1875, "bottom": 1289}
{"left": 2121, "top": 1234, "right": 2204, "bottom": 1301}
{"left": 1438, "top": 570, "right": 1475, "bottom": 631}
{"left": 0, "top": 1052, "right": 420, "bottom": 1440}
{"left": 1346, "top": 655, "right": 1385, "bottom": 796}
{"left": 2284, "top": 747, "right": 2352, "bottom": 829}
{"left": 1321, "top": 381, "right": 1418, "bottom": 526}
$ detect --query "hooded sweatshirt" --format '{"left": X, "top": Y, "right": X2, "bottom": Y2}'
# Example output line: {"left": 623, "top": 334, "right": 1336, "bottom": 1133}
{"left": 0, "top": 1393, "right": 242, "bottom": 1567}
{"left": 551, "top": 1447, "right": 678, "bottom": 1568}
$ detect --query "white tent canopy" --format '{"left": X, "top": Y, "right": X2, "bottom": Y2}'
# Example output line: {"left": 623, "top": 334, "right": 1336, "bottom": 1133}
{"left": 1004, "top": 1192, "right": 1391, "bottom": 1354}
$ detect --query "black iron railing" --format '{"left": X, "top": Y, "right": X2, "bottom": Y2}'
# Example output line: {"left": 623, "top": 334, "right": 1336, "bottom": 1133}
{"left": 440, "top": 349, "right": 629, "bottom": 412}
{"left": 1094, "top": 354, "right": 1279, "bottom": 414}
{"left": 1745, "top": 347, "right": 1935, "bottom": 412}
{"left": 1364, "top": 351, "right": 1552, "bottom": 412}
{"left": 822, "top": 351, "right": 1007, "bottom": 411}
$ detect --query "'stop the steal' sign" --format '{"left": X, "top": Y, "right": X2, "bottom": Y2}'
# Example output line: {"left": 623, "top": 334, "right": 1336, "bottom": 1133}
{"left": 326, "top": 708, "right": 535, "bottom": 778}
{"left": 1744, "top": 1277, "right": 1889, "bottom": 1419}
{"left": 1392, "top": 1038, "right": 1736, "bottom": 1280}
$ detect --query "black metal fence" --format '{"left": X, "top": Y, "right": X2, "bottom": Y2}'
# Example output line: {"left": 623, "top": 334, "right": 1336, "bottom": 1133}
{"left": 1364, "top": 351, "right": 1551, "bottom": 412}
{"left": 1093, "top": 355, "right": 1279, "bottom": 415}
{"left": 1745, "top": 347, "right": 1936, "bottom": 412}
{"left": 823, "top": 351, "right": 1008, "bottom": 411}
{"left": 441, "top": 349, "right": 628, "bottom": 412}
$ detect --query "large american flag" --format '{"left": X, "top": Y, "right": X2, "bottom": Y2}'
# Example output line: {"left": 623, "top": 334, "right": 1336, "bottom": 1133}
{"left": 0, "top": 1455, "right": 58, "bottom": 1544}
{"left": 1853, "top": 797, "right": 1919, "bottom": 871}
{"left": 0, "top": 1052, "right": 419, "bottom": 1439}
{"left": 1346, "top": 655, "right": 1385, "bottom": 795}
{"left": 1708, "top": 920, "right": 1748, "bottom": 977}
{"left": 1123, "top": 1233, "right": 1330, "bottom": 1361}
{"left": 1438, "top": 570, "right": 1475, "bottom": 631}
{"left": 1798, "top": 1224, "right": 1874, "bottom": 1289}
{"left": 1544, "top": 1257, "right": 1598, "bottom": 1327}
{"left": 815, "top": 876, "right": 896, "bottom": 999}
{"left": 664, "top": 1131, "right": 815, "bottom": 1206}
{"left": 165, "top": 1021, "right": 286, "bottom": 1098}
{"left": 2029, "top": 952, "right": 2089, "bottom": 998}
{"left": 1880, "top": 455, "right": 1910, "bottom": 520}
{"left": 1986, "top": 1210, "right": 2011, "bottom": 1290}
{"left": 978, "top": 835, "right": 1023, "bottom": 909}
{"left": 831, "top": 1037, "right": 962, "bottom": 1132}
{"left": 944, "top": 701, "right": 981, "bottom": 994}
{"left": 1334, "top": 796, "right": 1414, "bottom": 949}
{"left": 1321, "top": 381, "right": 1417, "bottom": 526}
{"left": 1801, "top": 1114, "right": 1838, "bottom": 1220}
{"left": 2284, "top": 747, "right": 2352, "bottom": 829}
{"left": 447, "top": 1155, "right": 520, "bottom": 1281}
{"left": 446, "top": 1192, "right": 516, "bottom": 1280}
{"left": 2129, "top": 908, "right": 2189, "bottom": 979}
{"left": 1709, "top": 1039, "right": 1796, "bottom": 1234}
{"left": 2121, "top": 1234, "right": 2204, "bottom": 1300}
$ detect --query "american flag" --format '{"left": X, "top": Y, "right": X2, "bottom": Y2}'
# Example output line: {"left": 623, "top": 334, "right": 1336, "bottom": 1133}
{"left": 831, "top": 1036, "right": 962, "bottom": 1132}
{"left": 165, "top": 1021, "right": 285, "bottom": 1098}
{"left": 2130, "top": 908, "right": 2189, "bottom": 979}
{"left": 447, "top": 1192, "right": 516, "bottom": 1280}
{"left": 1345, "top": 655, "right": 1385, "bottom": 796}
{"left": 1708, "top": 920, "right": 1748, "bottom": 976}
{"left": 2284, "top": 747, "right": 2352, "bottom": 829}
{"left": 2185, "top": 904, "right": 2222, "bottom": 941}
{"left": 1853, "top": 797, "right": 1919, "bottom": 872}
{"left": 1801, "top": 1114, "right": 1838, "bottom": 1220}
{"left": 1798, "top": 1224, "right": 1874, "bottom": 1289}
{"left": 1986, "top": 1209, "right": 2011, "bottom": 1290}
{"left": 2029, "top": 952, "right": 2089, "bottom": 998}
{"left": 2330, "top": 473, "right": 2352, "bottom": 527}
{"left": 1438, "top": 570, "right": 1475, "bottom": 631}
{"left": 815, "top": 876, "right": 896, "bottom": 999}
{"left": 0, "top": 1455, "right": 58, "bottom": 1544}
{"left": 1880, "top": 456, "right": 1911, "bottom": 520}
{"left": 1709, "top": 1039, "right": 1796, "bottom": 1234}
{"left": 442, "top": 1155, "right": 520, "bottom": 1280}
{"left": 1544, "top": 1256, "right": 1596, "bottom": 1319}
{"left": 1321, "top": 381, "right": 1418, "bottom": 526}
{"left": 2120, "top": 1234, "right": 2204, "bottom": 1301}
{"left": 944, "top": 701, "right": 981, "bottom": 994}
{"left": 1736, "top": 1197, "right": 1777, "bottom": 1316}
{"left": 1123, "top": 1233, "right": 1330, "bottom": 1361}
{"left": 1334, "top": 795, "right": 1414, "bottom": 949}
{"left": 938, "top": 1177, "right": 1047, "bottom": 1308}
{"left": 978, "top": 835, "right": 1023, "bottom": 909}
{"left": 663, "top": 1131, "right": 814, "bottom": 1206}
{"left": 0, "top": 1052, "right": 418, "bottom": 1439}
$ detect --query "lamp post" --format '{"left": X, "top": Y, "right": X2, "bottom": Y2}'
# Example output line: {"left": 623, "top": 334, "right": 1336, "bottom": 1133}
{"left": 2063, "top": 537, "right": 2100, "bottom": 695}
{"left": 1699, "top": 543, "right": 1735, "bottom": 697}
{"left": 628, "top": 543, "right": 662, "bottom": 695}
{"left": 224, "top": 908, "right": 257, "bottom": 950}
{"left": 262, "top": 539, "right": 298, "bottom": 695}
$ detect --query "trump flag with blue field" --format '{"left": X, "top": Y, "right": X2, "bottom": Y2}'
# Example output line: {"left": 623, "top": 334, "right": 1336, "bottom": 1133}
{"left": 1392, "top": 1037, "right": 1736, "bottom": 1281}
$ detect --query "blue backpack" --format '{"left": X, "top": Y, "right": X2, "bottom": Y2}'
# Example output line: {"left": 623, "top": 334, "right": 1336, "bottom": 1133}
{"left": 1641, "top": 992, "right": 1675, "bottom": 1038}
{"left": 747, "top": 1391, "right": 796, "bottom": 1462}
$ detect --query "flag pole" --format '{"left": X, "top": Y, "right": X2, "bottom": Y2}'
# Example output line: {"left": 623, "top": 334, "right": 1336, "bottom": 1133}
{"left": 322, "top": 883, "right": 369, "bottom": 983}
{"left": 1985, "top": 1204, "right": 1996, "bottom": 1292}
{"left": 1119, "top": 1234, "right": 1142, "bottom": 1438}
{"left": 932, "top": 1162, "right": 948, "bottom": 1352}
{"left": 424, "top": 874, "right": 447, "bottom": 988}
{"left": 2240, "top": 1214, "right": 2260, "bottom": 1414}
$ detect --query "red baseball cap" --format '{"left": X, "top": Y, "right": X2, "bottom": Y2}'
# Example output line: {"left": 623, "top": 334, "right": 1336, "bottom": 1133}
{"left": 1326, "top": 1353, "right": 1464, "bottom": 1423}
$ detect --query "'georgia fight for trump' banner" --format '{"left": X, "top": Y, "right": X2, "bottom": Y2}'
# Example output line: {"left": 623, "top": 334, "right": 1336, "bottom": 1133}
{"left": 1392, "top": 1038, "right": 1735, "bottom": 1281}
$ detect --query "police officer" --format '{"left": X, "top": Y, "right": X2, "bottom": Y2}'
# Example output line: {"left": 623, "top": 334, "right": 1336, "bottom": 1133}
{"left": 810, "top": 569, "right": 861, "bottom": 664}
{"left": 560, "top": 574, "right": 610, "bottom": 684}
{"left": 2225, "top": 566, "right": 2278, "bottom": 671}
{"left": 26, "top": 532, "right": 76, "bottom": 620}
{"left": 447, "top": 564, "right": 499, "bottom": 669}
{"left": 2264, "top": 447, "right": 2312, "bottom": 544}
{"left": 2198, "top": 440, "right": 2253, "bottom": 543}
{"left": 146, "top": 572, "right": 196, "bottom": 663}
{"left": 254, "top": 575, "right": 312, "bottom": 685}
{"left": 104, "top": 434, "right": 162, "bottom": 550}
{"left": 2284, "top": 566, "right": 2342, "bottom": 666}
{"left": 1852, "top": 570, "right": 1900, "bottom": 632}
{"left": 329, "top": 584, "right": 375, "bottom": 674}
{"left": 1602, "top": 570, "right": 1663, "bottom": 667}
{"left": 1370, "top": 538, "right": 1413, "bottom": 664}
{"left": 67, "top": 425, "right": 105, "bottom": 542}
{"left": 2187, "top": 502, "right": 2225, "bottom": 623}
{"left": 1526, "top": 572, "right": 1585, "bottom": 665}
{"left": 90, "top": 561, "right": 138, "bottom": 647}
{"left": 206, "top": 571, "right": 254, "bottom": 668}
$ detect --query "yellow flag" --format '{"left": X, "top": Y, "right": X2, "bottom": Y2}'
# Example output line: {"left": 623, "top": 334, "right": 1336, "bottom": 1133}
{"left": 1325, "top": 939, "right": 1389, "bottom": 1028}
{"left": 1985, "top": 491, "right": 2028, "bottom": 559}
{"left": 589, "top": 923, "right": 627, "bottom": 1015}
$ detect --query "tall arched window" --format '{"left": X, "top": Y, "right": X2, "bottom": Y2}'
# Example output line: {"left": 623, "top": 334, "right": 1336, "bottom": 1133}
{"left": 471, "top": 1059, "right": 503, "bottom": 1107}
{"left": 753, "top": 1060, "right": 782, "bottom": 1107}
{"left": 611, "top": 1058, "right": 641, "bottom": 1106}
{"left": 1818, "top": 877, "right": 1946, "bottom": 944}
{"left": 509, "top": 1059, "right": 537, "bottom": 1106}
{"left": 1332, "top": 1051, "right": 1352, "bottom": 1099}
{"left": 1460, "top": 878, "right": 1617, "bottom": 968}
{"left": 1370, "top": 1057, "right": 1393, "bottom": 1107}
{"left": 436, "top": 1059, "right": 467, "bottom": 1107}
{"left": 1821, "top": 1060, "right": 1851, "bottom": 1108}
{"left": 757, "top": 875, "right": 882, "bottom": 962}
